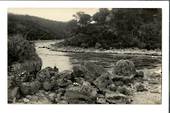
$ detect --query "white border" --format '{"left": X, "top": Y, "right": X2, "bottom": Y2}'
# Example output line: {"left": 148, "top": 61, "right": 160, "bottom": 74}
{"left": 0, "top": 1, "right": 169, "bottom": 113}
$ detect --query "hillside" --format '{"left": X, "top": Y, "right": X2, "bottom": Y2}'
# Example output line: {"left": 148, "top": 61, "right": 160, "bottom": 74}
{"left": 8, "top": 13, "right": 68, "bottom": 40}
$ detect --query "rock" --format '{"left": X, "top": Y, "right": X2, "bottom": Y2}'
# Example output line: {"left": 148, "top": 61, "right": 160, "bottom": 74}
{"left": 57, "top": 100, "right": 68, "bottom": 104}
{"left": 105, "top": 92, "right": 131, "bottom": 104}
{"left": 117, "top": 86, "right": 132, "bottom": 95}
{"left": 8, "top": 87, "right": 20, "bottom": 103}
{"left": 36, "top": 67, "right": 58, "bottom": 82}
{"left": 72, "top": 62, "right": 107, "bottom": 82}
{"left": 107, "top": 84, "right": 117, "bottom": 91}
{"left": 114, "top": 60, "right": 136, "bottom": 77}
{"left": 48, "top": 92, "right": 56, "bottom": 102}
{"left": 95, "top": 42, "right": 101, "bottom": 49}
{"left": 43, "top": 81, "right": 52, "bottom": 91}
{"left": 112, "top": 75, "right": 134, "bottom": 86}
{"left": 57, "top": 79, "right": 72, "bottom": 88}
{"left": 96, "top": 95, "right": 106, "bottom": 104}
{"left": 23, "top": 98, "right": 30, "bottom": 103}
{"left": 84, "top": 62, "right": 107, "bottom": 81}
{"left": 20, "top": 80, "right": 41, "bottom": 95}
{"left": 93, "top": 72, "right": 113, "bottom": 90}
{"left": 135, "top": 83, "right": 147, "bottom": 92}
{"left": 58, "top": 70, "right": 73, "bottom": 80}
{"left": 134, "top": 71, "right": 144, "bottom": 79}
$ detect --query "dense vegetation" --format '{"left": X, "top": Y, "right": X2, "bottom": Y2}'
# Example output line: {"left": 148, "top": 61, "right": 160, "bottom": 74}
{"left": 8, "top": 13, "right": 68, "bottom": 40}
{"left": 8, "top": 35, "right": 42, "bottom": 73}
{"left": 63, "top": 8, "right": 162, "bottom": 50}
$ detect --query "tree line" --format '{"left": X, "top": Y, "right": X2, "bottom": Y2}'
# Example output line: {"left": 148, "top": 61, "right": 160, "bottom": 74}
{"left": 63, "top": 8, "right": 162, "bottom": 50}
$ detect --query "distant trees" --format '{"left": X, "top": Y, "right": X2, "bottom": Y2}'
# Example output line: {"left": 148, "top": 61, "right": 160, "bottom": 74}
{"left": 64, "top": 8, "right": 162, "bottom": 50}
{"left": 8, "top": 13, "right": 68, "bottom": 40}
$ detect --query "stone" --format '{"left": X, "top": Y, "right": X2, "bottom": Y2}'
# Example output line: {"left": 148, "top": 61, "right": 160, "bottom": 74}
{"left": 135, "top": 84, "right": 147, "bottom": 92}
{"left": 72, "top": 62, "right": 107, "bottom": 82}
{"left": 117, "top": 86, "right": 132, "bottom": 95}
{"left": 96, "top": 95, "right": 106, "bottom": 104}
{"left": 93, "top": 72, "right": 113, "bottom": 90}
{"left": 107, "top": 84, "right": 117, "bottom": 91}
{"left": 114, "top": 60, "right": 136, "bottom": 77}
{"left": 36, "top": 67, "right": 58, "bottom": 82}
{"left": 105, "top": 92, "right": 131, "bottom": 104}
{"left": 20, "top": 80, "right": 41, "bottom": 95}
{"left": 64, "top": 81, "right": 97, "bottom": 104}
{"left": 134, "top": 71, "right": 144, "bottom": 79}
{"left": 48, "top": 92, "right": 56, "bottom": 102}
{"left": 8, "top": 87, "right": 20, "bottom": 103}
{"left": 43, "top": 81, "right": 52, "bottom": 91}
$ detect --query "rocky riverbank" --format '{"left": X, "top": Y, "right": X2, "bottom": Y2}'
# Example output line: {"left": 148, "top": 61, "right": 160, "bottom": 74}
{"left": 8, "top": 60, "right": 156, "bottom": 104}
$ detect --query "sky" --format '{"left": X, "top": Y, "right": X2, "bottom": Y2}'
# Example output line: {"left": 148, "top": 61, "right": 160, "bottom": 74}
{"left": 8, "top": 8, "right": 99, "bottom": 22}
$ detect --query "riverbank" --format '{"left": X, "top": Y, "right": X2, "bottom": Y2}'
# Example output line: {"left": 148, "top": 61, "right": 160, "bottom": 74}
{"left": 51, "top": 43, "right": 161, "bottom": 56}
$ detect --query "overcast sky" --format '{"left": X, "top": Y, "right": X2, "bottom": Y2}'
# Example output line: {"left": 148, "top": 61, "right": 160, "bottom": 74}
{"left": 8, "top": 8, "right": 99, "bottom": 22}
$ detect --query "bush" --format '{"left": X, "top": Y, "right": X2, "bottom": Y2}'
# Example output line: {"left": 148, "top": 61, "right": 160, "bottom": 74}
{"left": 8, "top": 34, "right": 42, "bottom": 73}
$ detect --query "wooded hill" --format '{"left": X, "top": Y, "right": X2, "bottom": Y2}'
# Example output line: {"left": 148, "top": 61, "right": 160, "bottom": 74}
{"left": 8, "top": 13, "right": 68, "bottom": 40}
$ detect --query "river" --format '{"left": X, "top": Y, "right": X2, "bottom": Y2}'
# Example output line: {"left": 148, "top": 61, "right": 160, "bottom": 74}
{"left": 34, "top": 40, "right": 73, "bottom": 72}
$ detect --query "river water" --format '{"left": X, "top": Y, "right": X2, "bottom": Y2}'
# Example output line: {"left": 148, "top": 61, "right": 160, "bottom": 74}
{"left": 34, "top": 40, "right": 73, "bottom": 72}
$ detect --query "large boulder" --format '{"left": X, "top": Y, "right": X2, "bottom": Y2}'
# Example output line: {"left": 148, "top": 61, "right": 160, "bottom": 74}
{"left": 65, "top": 81, "right": 97, "bottom": 104}
{"left": 72, "top": 62, "right": 107, "bottom": 82}
{"left": 113, "top": 60, "right": 136, "bottom": 77}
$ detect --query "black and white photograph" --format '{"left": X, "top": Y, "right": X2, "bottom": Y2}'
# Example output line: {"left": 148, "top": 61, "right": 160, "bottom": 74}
{"left": 7, "top": 8, "right": 163, "bottom": 104}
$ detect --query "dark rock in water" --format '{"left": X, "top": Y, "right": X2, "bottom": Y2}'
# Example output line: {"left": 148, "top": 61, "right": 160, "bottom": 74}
{"left": 93, "top": 72, "right": 113, "bottom": 91}
{"left": 134, "top": 71, "right": 144, "bottom": 79}
{"left": 114, "top": 60, "right": 136, "bottom": 77}
{"left": 105, "top": 92, "right": 132, "bottom": 104}
{"left": 72, "top": 65, "right": 87, "bottom": 78}
{"left": 20, "top": 80, "right": 41, "bottom": 95}
{"left": 8, "top": 87, "right": 20, "bottom": 103}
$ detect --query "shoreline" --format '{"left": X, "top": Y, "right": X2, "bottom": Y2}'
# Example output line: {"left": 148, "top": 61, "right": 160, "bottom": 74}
{"left": 51, "top": 46, "right": 161, "bottom": 56}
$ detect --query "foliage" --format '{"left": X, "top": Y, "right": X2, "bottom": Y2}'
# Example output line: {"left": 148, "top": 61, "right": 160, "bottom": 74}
{"left": 8, "top": 13, "right": 68, "bottom": 40}
{"left": 8, "top": 35, "right": 42, "bottom": 73}
{"left": 63, "top": 8, "right": 162, "bottom": 50}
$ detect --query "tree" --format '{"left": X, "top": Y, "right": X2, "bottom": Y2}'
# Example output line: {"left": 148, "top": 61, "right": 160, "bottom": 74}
{"left": 73, "top": 12, "right": 91, "bottom": 27}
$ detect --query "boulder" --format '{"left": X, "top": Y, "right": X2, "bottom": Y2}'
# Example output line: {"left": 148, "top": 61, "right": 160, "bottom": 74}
{"left": 114, "top": 60, "right": 136, "bottom": 77}
{"left": 20, "top": 80, "right": 41, "bottom": 95}
{"left": 8, "top": 87, "right": 20, "bottom": 103}
{"left": 105, "top": 92, "right": 132, "bottom": 104}
{"left": 72, "top": 62, "right": 107, "bottom": 82}
{"left": 36, "top": 67, "right": 58, "bottom": 82}
{"left": 43, "top": 81, "right": 53, "bottom": 91}
{"left": 93, "top": 72, "right": 113, "bottom": 91}
{"left": 65, "top": 81, "right": 97, "bottom": 104}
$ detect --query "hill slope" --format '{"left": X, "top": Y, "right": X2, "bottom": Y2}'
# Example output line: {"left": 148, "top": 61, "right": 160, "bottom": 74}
{"left": 8, "top": 13, "right": 68, "bottom": 40}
